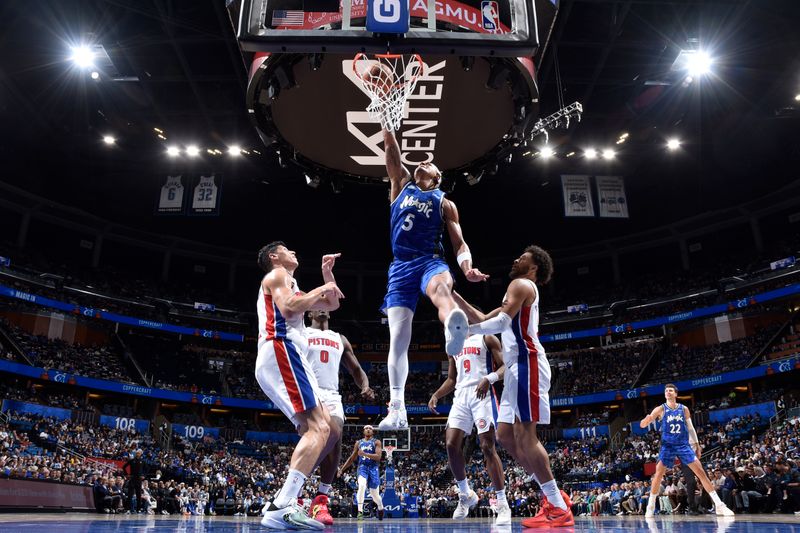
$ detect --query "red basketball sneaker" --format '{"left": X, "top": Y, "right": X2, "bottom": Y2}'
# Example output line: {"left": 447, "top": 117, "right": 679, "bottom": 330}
{"left": 522, "top": 491, "right": 574, "bottom": 528}
{"left": 310, "top": 494, "right": 334, "bottom": 526}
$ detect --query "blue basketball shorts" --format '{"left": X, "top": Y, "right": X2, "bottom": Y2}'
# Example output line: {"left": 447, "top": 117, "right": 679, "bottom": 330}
{"left": 381, "top": 255, "right": 450, "bottom": 313}
{"left": 658, "top": 443, "right": 697, "bottom": 466}
{"left": 357, "top": 465, "right": 381, "bottom": 489}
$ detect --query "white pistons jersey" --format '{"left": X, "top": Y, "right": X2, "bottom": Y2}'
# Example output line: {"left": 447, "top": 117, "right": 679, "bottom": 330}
{"left": 256, "top": 277, "right": 306, "bottom": 349}
{"left": 452, "top": 334, "right": 493, "bottom": 391}
{"left": 304, "top": 327, "right": 344, "bottom": 391}
{"left": 500, "top": 279, "right": 546, "bottom": 366}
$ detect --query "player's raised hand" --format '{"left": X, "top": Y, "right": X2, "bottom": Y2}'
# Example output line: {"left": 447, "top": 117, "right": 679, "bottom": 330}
{"left": 360, "top": 386, "right": 377, "bottom": 401}
{"left": 321, "top": 253, "right": 341, "bottom": 272}
{"left": 465, "top": 268, "right": 489, "bottom": 282}
{"left": 475, "top": 378, "right": 490, "bottom": 400}
{"left": 321, "top": 281, "right": 345, "bottom": 300}
{"left": 427, "top": 395, "right": 439, "bottom": 414}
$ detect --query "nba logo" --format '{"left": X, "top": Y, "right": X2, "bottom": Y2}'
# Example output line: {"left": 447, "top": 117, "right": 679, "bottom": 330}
{"left": 481, "top": 0, "right": 500, "bottom": 32}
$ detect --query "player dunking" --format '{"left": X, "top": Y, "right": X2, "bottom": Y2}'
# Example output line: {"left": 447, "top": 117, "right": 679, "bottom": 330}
{"left": 339, "top": 425, "right": 385, "bottom": 519}
{"left": 640, "top": 384, "right": 735, "bottom": 517}
{"left": 428, "top": 333, "right": 511, "bottom": 524}
{"left": 303, "top": 310, "right": 376, "bottom": 526}
{"left": 454, "top": 245, "right": 574, "bottom": 528}
{"left": 255, "top": 241, "right": 344, "bottom": 530}
{"left": 378, "top": 127, "right": 489, "bottom": 431}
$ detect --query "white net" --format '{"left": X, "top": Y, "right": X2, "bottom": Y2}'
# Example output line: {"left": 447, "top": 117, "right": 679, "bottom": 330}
{"left": 353, "top": 53, "right": 424, "bottom": 132}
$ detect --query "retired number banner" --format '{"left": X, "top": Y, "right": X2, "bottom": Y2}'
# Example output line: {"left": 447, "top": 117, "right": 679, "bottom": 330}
{"left": 561, "top": 175, "right": 595, "bottom": 217}
{"left": 596, "top": 176, "right": 629, "bottom": 218}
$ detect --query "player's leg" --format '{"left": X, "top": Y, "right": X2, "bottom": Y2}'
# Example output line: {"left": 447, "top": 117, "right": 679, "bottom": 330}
{"left": 422, "top": 265, "right": 468, "bottom": 356}
{"left": 356, "top": 475, "right": 368, "bottom": 517}
{"left": 367, "top": 468, "right": 384, "bottom": 518}
{"left": 686, "top": 459, "right": 734, "bottom": 515}
{"left": 379, "top": 305, "right": 413, "bottom": 430}
{"left": 309, "top": 407, "right": 342, "bottom": 526}
{"left": 445, "top": 427, "right": 470, "bottom": 493}
{"left": 478, "top": 428, "right": 510, "bottom": 524}
{"left": 646, "top": 461, "right": 668, "bottom": 516}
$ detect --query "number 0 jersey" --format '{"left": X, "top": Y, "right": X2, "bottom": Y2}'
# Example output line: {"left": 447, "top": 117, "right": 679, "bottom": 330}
{"left": 389, "top": 182, "right": 445, "bottom": 260}
{"left": 451, "top": 334, "right": 493, "bottom": 391}
{"left": 304, "top": 327, "right": 344, "bottom": 391}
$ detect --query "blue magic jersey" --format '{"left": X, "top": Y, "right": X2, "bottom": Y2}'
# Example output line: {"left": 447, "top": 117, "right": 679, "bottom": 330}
{"left": 358, "top": 438, "right": 379, "bottom": 469}
{"left": 390, "top": 182, "right": 445, "bottom": 260}
{"left": 660, "top": 403, "right": 689, "bottom": 446}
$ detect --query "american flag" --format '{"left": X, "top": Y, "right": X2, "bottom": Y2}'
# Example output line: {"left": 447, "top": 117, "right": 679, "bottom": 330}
{"left": 272, "top": 10, "right": 305, "bottom": 26}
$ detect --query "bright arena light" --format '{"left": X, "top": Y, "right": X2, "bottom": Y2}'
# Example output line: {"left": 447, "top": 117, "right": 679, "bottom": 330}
{"left": 70, "top": 46, "right": 94, "bottom": 68}
{"left": 166, "top": 146, "right": 180, "bottom": 157}
{"left": 90, "top": 71, "right": 100, "bottom": 80}
{"left": 228, "top": 145, "right": 242, "bottom": 156}
{"left": 667, "top": 138, "right": 681, "bottom": 151}
{"left": 102, "top": 135, "right": 115, "bottom": 145}
{"left": 795, "top": 94, "right": 800, "bottom": 102}
{"left": 585, "top": 148, "right": 598, "bottom": 160}
{"left": 686, "top": 51, "right": 712, "bottom": 77}
{"left": 540, "top": 146, "right": 555, "bottom": 159}
{"left": 186, "top": 145, "right": 200, "bottom": 157}
{"left": 602, "top": 149, "right": 615, "bottom": 160}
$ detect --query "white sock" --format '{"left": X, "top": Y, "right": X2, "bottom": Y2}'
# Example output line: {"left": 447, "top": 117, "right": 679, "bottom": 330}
{"left": 496, "top": 489, "right": 507, "bottom": 504}
{"left": 710, "top": 491, "right": 723, "bottom": 505}
{"left": 456, "top": 478, "right": 470, "bottom": 494}
{"left": 540, "top": 479, "right": 567, "bottom": 511}
{"left": 357, "top": 477, "right": 367, "bottom": 512}
{"left": 274, "top": 469, "right": 306, "bottom": 508}
{"left": 387, "top": 307, "right": 412, "bottom": 405}
{"left": 318, "top": 483, "right": 332, "bottom": 496}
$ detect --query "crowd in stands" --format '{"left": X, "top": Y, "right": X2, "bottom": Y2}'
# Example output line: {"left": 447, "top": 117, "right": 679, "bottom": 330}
{"left": 648, "top": 328, "right": 777, "bottom": 384}
{"left": 551, "top": 340, "right": 657, "bottom": 396}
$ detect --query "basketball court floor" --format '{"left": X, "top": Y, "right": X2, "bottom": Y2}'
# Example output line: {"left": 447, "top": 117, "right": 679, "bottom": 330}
{"left": 0, "top": 515, "right": 797, "bottom": 532}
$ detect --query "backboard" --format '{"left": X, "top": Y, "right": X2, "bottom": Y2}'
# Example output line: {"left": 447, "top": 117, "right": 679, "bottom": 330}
{"left": 230, "top": 0, "right": 558, "bottom": 57}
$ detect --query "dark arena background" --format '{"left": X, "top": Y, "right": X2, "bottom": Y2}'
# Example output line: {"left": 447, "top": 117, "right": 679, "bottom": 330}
{"left": 0, "top": 0, "right": 800, "bottom": 532}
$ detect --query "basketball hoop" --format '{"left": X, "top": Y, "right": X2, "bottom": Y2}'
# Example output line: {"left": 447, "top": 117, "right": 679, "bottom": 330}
{"left": 385, "top": 445, "right": 396, "bottom": 464}
{"left": 353, "top": 53, "right": 424, "bottom": 132}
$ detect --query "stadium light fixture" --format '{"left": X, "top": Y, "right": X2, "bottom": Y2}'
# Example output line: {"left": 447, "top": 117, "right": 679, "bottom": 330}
{"left": 102, "top": 135, "right": 115, "bottom": 145}
{"left": 584, "top": 148, "right": 598, "bottom": 160}
{"left": 685, "top": 51, "right": 712, "bottom": 77}
{"left": 166, "top": 146, "right": 180, "bottom": 157}
{"left": 540, "top": 146, "right": 555, "bottom": 159}
{"left": 90, "top": 71, "right": 100, "bottom": 80}
{"left": 667, "top": 138, "right": 681, "bottom": 151}
{"left": 228, "top": 145, "right": 242, "bottom": 157}
{"left": 186, "top": 145, "right": 200, "bottom": 157}
{"left": 70, "top": 46, "right": 94, "bottom": 68}
{"left": 795, "top": 94, "right": 800, "bottom": 102}
{"left": 602, "top": 149, "right": 615, "bottom": 160}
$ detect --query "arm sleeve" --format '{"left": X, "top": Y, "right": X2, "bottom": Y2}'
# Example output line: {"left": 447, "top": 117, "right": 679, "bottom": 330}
{"left": 686, "top": 417, "right": 699, "bottom": 446}
{"left": 468, "top": 312, "right": 512, "bottom": 336}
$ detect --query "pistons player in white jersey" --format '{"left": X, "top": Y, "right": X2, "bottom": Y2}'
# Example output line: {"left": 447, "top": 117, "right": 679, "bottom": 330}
{"left": 428, "top": 333, "right": 511, "bottom": 524}
{"left": 254, "top": 241, "right": 345, "bottom": 530}
{"left": 454, "top": 245, "right": 574, "bottom": 528}
{"left": 304, "top": 310, "right": 375, "bottom": 526}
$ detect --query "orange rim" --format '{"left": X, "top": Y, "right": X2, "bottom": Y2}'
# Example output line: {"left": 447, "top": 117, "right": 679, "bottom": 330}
{"left": 352, "top": 52, "right": 424, "bottom": 90}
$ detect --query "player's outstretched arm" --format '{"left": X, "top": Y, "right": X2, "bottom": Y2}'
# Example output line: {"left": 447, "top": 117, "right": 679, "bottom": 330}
{"left": 476, "top": 335, "right": 504, "bottom": 399}
{"left": 321, "top": 253, "right": 341, "bottom": 285}
{"left": 443, "top": 199, "right": 489, "bottom": 283}
{"left": 338, "top": 441, "right": 360, "bottom": 476}
{"left": 266, "top": 269, "right": 344, "bottom": 315}
{"left": 468, "top": 278, "right": 535, "bottom": 336}
{"left": 384, "top": 129, "right": 411, "bottom": 203}
{"left": 341, "top": 335, "right": 375, "bottom": 401}
{"left": 429, "top": 357, "right": 457, "bottom": 414}
{"left": 640, "top": 405, "right": 664, "bottom": 428}
{"left": 451, "top": 291, "right": 502, "bottom": 324}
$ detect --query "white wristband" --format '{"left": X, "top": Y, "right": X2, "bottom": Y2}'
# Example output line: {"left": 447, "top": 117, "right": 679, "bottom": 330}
{"left": 456, "top": 251, "right": 472, "bottom": 267}
{"left": 486, "top": 372, "right": 499, "bottom": 384}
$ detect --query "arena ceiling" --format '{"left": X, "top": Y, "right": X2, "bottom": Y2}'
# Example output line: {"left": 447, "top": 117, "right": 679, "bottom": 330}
{"left": 1, "top": 0, "right": 799, "bottom": 262}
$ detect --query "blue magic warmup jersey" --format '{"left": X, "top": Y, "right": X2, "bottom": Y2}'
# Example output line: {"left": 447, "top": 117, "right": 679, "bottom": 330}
{"left": 390, "top": 182, "right": 445, "bottom": 260}
{"left": 660, "top": 403, "right": 689, "bottom": 446}
{"left": 358, "top": 438, "right": 379, "bottom": 468}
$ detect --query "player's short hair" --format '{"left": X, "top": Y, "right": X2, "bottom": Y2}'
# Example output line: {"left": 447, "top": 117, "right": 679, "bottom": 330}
{"left": 664, "top": 383, "right": 678, "bottom": 392}
{"left": 257, "top": 241, "right": 286, "bottom": 273}
{"left": 524, "top": 245, "right": 554, "bottom": 285}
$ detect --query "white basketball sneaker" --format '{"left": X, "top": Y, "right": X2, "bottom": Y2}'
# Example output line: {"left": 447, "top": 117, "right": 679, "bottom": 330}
{"left": 453, "top": 489, "right": 479, "bottom": 519}
{"left": 714, "top": 502, "right": 735, "bottom": 517}
{"left": 378, "top": 400, "right": 408, "bottom": 431}
{"left": 444, "top": 308, "right": 469, "bottom": 356}
{"left": 495, "top": 500, "right": 512, "bottom": 525}
{"left": 260, "top": 499, "right": 324, "bottom": 530}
